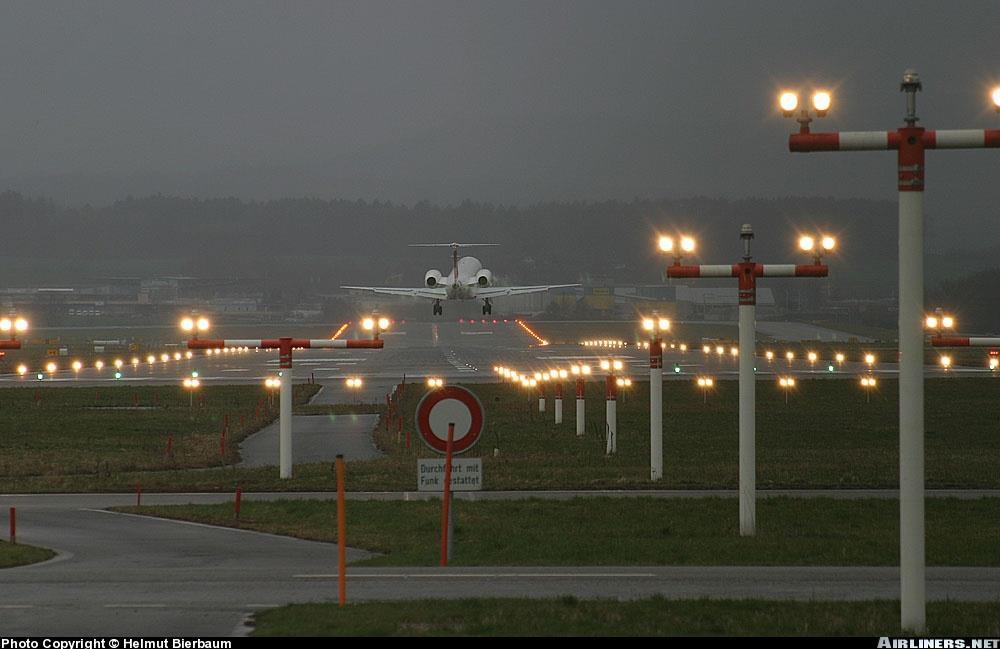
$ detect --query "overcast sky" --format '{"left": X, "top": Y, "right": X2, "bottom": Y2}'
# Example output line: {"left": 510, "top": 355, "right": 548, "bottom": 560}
{"left": 1, "top": 0, "right": 998, "bottom": 245}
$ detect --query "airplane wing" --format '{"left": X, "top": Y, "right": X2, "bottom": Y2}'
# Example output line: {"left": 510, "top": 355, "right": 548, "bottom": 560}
{"left": 341, "top": 286, "right": 448, "bottom": 299}
{"left": 476, "top": 284, "right": 580, "bottom": 298}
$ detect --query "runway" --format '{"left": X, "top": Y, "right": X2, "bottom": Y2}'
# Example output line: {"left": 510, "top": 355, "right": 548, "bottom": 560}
{"left": 0, "top": 320, "right": 977, "bottom": 408}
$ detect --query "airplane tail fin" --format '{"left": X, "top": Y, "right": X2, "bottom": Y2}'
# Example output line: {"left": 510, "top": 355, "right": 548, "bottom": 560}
{"left": 408, "top": 243, "right": 499, "bottom": 247}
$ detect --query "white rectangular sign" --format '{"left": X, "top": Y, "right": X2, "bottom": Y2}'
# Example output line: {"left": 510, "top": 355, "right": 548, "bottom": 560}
{"left": 417, "top": 458, "right": 483, "bottom": 491}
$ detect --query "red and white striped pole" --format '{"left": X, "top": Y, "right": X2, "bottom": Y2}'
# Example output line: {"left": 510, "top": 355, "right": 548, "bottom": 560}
{"left": 667, "top": 224, "right": 828, "bottom": 537}
{"left": 537, "top": 381, "right": 546, "bottom": 413}
{"left": 574, "top": 369, "right": 587, "bottom": 436}
{"left": 930, "top": 336, "right": 1000, "bottom": 347}
{"left": 649, "top": 332, "right": 663, "bottom": 481}
{"left": 188, "top": 337, "right": 383, "bottom": 479}
{"left": 605, "top": 369, "right": 617, "bottom": 455}
{"left": 786, "top": 70, "right": 1000, "bottom": 633}
{"left": 277, "top": 337, "right": 294, "bottom": 479}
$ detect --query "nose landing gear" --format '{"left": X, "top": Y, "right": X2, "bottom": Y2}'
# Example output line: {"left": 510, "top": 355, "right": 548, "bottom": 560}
{"left": 433, "top": 300, "right": 443, "bottom": 316}
{"left": 482, "top": 298, "right": 492, "bottom": 315}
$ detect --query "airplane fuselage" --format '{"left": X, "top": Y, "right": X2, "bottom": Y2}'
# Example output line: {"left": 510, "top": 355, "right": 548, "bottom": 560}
{"left": 341, "top": 243, "right": 577, "bottom": 316}
{"left": 426, "top": 256, "right": 492, "bottom": 301}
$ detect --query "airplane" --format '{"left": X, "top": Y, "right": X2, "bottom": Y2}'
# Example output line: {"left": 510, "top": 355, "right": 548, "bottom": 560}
{"left": 342, "top": 243, "right": 578, "bottom": 316}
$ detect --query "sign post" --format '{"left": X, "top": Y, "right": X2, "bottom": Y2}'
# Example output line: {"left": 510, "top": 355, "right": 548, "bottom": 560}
{"left": 415, "top": 385, "right": 485, "bottom": 567}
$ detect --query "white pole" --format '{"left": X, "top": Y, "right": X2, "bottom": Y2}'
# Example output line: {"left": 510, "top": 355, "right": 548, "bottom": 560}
{"left": 605, "top": 399, "right": 617, "bottom": 454}
{"left": 538, "top": 394, "right": 546, "bottom": 412}
{"left": 554, "top": 397, "right": 563, "bottom": 424}
{"left": 279, "top": 368, "right": 293, "bottom": 479}
{"left": 738, "top": 302, "right": 756, "bottom": 536}
{"left": 605, "top": 377, "right": 617, "bottom": 454}
{"left": 576, "top": 379, "right": 585, "bottom": 437}
{"left": 899, "top": 189, "right": 925, "bottom": 631}
{"left": 650, "top": 340, "right": 663, "bottom": 481}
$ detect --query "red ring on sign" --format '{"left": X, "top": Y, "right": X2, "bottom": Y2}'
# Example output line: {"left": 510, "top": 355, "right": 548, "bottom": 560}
{"left": 414, "top": 386, "right": 484, "bottom": 454}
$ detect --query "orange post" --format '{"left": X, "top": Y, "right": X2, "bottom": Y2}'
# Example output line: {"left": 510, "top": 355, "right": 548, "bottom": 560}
{"left": 439, "top": 423, "right": 455, "bottom": 566}
{"left": 234, "top": 486, "right": 242, "bottom": 520}
{"left": 336, "top": 454, "right": 347, "bottom": 607}
{"left": 136, "top": 482, "right": 142, "bottom": 507}
{"left": 8, "top": 507, "right": 15, "bottom": 544}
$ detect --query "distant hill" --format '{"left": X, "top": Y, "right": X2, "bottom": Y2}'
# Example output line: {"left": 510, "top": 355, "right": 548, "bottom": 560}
{"left": 0, "top": 190, "right": 986, "bottom": 301}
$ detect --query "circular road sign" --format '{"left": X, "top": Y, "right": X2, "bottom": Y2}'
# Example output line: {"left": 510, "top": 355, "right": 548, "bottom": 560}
{"left": 414, "top": 385, "right": 485, "bottom": 454}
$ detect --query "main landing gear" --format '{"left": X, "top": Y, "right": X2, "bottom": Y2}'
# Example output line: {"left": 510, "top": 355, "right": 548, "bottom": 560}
{"left": 482, "top": 298, "right": 492, "bottom": 315}
{"left": 433, "top": 300, "right": 443, "bottom": 316}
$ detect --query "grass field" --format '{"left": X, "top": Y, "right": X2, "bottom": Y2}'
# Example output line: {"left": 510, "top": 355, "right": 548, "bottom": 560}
{"left": 5, "top": 376, "right": 1000, "bottom": 492}
{"left": 531, "top": 319, "right": 991, "bottom": 368}
{"left": 0, "top": 322, "right": 355, "bottom": 373}
{"left": 0, "top": 540, "right": 56, "bottom": 569}
{"left": 250, "top": 598, "right": 1000, "bottom": 636}
{"left": 362, "top": 377, "right": 1000, "bottom": 491}
{"left": 119, "top": 497, "right": 1000, "bottom": 567}
{"left": 528, "top": 321, "right": 740, "bottom": 346}
{"left": 0, "top": 384, "right": 319, "bottom": 483}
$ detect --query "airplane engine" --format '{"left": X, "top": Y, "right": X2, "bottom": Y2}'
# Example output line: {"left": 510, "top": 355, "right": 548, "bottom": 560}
{"left": 475, "top": 269, "right": 492, "bottom": 287}
{"left": 425, "top": 270, "right": 443, "bottom": 287}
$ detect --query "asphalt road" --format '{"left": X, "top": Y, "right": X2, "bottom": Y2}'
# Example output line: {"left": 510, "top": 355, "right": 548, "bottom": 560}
{"left": 0, "top": 506, "right": 373, "bottom": 636}
{"left": 3, "top": 498, "right": 1000, "bottom": 637}
{"left": 239, "top": 414, "right": 382, "bottom": 467}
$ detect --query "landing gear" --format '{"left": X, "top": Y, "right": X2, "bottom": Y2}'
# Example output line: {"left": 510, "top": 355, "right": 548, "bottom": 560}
{"left": 433, "top": 300, "right": 443, "bottom": 316}
{"left": 482, "top": 298, "right": 492, "bottom": 315}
